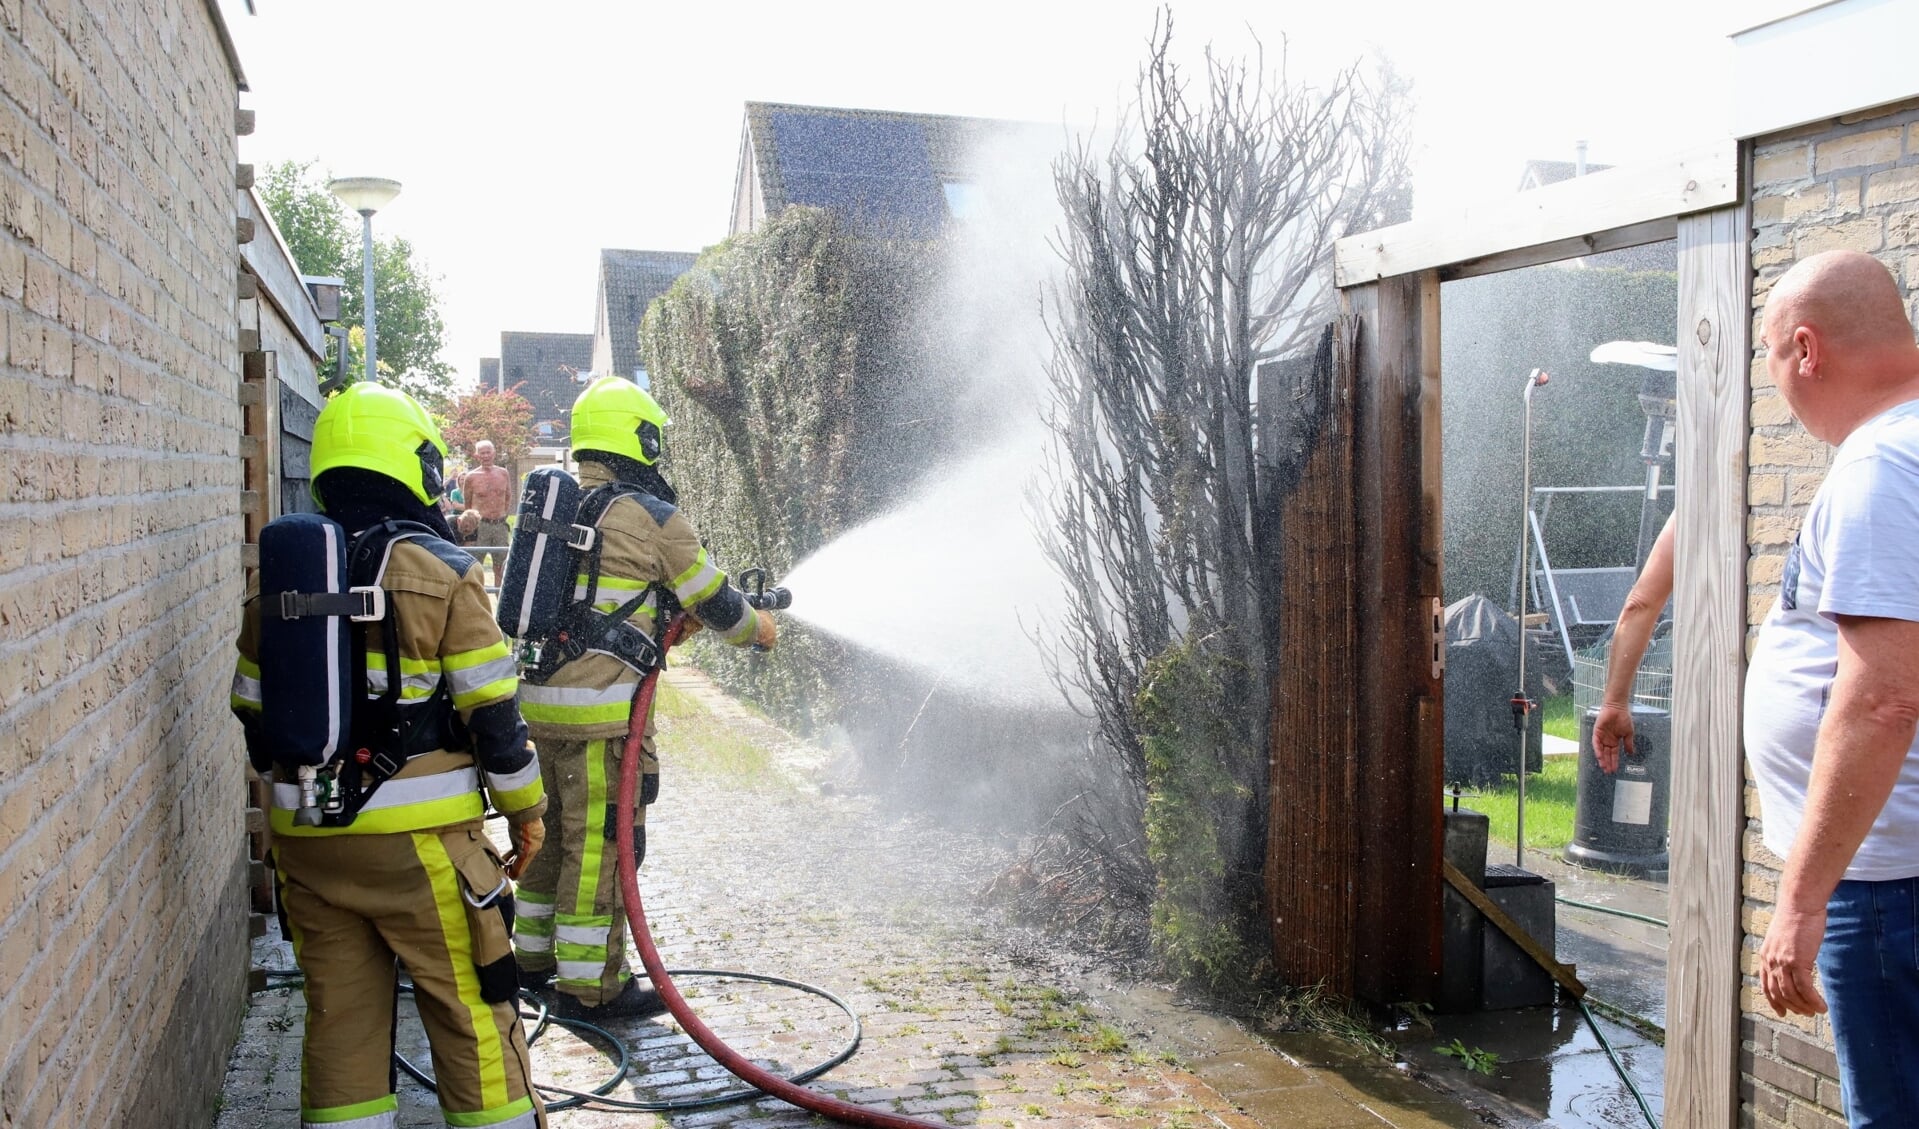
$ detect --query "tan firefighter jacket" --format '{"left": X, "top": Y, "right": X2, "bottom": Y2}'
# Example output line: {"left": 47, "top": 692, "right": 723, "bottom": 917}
{"left": 517, "top": 460, "right": 759, "bottom": 740}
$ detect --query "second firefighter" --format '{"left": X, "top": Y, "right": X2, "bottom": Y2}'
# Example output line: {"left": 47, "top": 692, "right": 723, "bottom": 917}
{"left": 512, "top": 375, "right": 777, "bottom": 1020}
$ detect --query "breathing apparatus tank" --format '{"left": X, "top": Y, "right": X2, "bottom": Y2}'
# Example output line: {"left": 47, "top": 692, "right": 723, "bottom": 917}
{"left": 258, "top": 512, "right": 386, "bottom": 824}
{"left": 495, "top": 467, "right": 594, "bottom": 647}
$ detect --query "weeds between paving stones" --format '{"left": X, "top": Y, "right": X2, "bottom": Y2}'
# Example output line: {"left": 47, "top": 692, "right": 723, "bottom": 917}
{"left": 1435, "top": 1038, "right": 1501, "bottom": 1075}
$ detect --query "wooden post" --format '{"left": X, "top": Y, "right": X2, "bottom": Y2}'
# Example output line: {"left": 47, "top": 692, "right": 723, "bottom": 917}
{"left": 1665, "top": 202, "right": 1749, "bottom": 1129}
{"left": 1266, "top": 320, "right": 1361, "bottom": 995}
{"left": 1266, "top": 271, "right": 1445, "bottom": 1004}
{"left": 1351, "top": 271, "right": 1445, "bottom": 1004}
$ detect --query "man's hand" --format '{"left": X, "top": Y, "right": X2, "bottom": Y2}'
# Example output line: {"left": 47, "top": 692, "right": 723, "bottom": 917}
{"left": 1591, "top": 702, "right": 1635, "bottom": 774}
{"left": 1759, "top": 904, "right": 1829, "bottom": 1016}
{"left": 753, "top": 609, "right": 778, "bottom": 651}
{"left": 505, "top": 818, "right": 545, "bottom": 880}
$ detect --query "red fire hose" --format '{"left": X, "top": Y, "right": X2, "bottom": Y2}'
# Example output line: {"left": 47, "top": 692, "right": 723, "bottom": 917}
{"left": 613, "top": 615, "right": 947, "bottom": 1129}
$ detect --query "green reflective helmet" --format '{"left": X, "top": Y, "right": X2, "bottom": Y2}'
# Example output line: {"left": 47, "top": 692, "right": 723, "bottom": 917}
{"left": 571, "top": 375, "right": 670, "bottom": 465}
{"left": 309, "top": 383, "right": 449, "bottom": 505}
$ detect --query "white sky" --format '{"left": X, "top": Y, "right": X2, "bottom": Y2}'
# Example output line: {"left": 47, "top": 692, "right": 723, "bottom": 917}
{"left": 221, "top": 0, "right": 1745, "bottom": 390}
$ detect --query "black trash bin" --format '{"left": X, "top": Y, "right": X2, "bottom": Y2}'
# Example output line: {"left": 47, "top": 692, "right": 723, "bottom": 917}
{"left": 1564, "top": 705, "right": 1670, "bottom": 877}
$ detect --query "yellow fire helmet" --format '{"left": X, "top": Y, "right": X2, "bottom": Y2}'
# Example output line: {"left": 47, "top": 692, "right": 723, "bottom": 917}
{"left": 309, "top": 382, "right": 450, "bottom": 505}
{"left": 571, "top": 375, "right": 671, "bottom": 466}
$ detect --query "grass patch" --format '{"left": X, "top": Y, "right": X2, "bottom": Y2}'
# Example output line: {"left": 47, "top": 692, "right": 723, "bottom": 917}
{"left": 1541, "top": 692, "right": 1578, "bottom": 742}
{"left": 1466, "top": 756, "right": 1579, "bottom": 851}
{"left": 653, "top": 678, "right": 701, "bottom": 721}
{"left": 651, "top": 677, "right": 774, "bottom": 785}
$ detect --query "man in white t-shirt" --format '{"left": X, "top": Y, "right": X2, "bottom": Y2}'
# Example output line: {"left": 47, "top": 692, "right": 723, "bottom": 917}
{"left": 1746, "top": 250, "right": 1919, "bottom": 1126}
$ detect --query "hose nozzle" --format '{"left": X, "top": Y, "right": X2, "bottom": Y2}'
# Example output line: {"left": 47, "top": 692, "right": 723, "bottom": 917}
{"left": 738, "top": 567, "right": 793, "bottom": 611}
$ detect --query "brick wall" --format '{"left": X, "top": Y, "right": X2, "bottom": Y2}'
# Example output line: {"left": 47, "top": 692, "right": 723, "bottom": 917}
{"left": 1742, "top": 96, "right": 1919, "bottom": 1129}
{"left": 0, "top": 2, "right": 246, "bottom": 1127}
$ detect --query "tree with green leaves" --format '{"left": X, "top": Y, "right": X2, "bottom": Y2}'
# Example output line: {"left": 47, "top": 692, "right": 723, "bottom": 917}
{"left": 258, "top": 160, "right": 456, "bottom": 407}
{"left": 441, "top": 385, "right": 535, "bottom": 467}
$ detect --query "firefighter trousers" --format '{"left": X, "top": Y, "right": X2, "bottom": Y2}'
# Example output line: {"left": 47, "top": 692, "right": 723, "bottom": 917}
{"left": 512, "top": 734, "right": 656, "bottom": 1006}
{"left": 274, "top": 822, "right": 545, "bottom": 1129}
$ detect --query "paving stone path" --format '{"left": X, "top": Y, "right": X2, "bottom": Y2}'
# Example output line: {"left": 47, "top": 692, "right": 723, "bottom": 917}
{"left": 217, "top": 666, "right": 1482, "bottom": 1129}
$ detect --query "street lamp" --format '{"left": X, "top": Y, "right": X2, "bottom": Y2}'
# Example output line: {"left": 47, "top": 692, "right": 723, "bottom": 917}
{"left": 327, "top": 176, "right": 402, "bottom": 384}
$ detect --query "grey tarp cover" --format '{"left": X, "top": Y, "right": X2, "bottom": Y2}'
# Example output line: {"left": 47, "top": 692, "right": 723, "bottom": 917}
{"left": 1443, "top": 593, "right": 1543, "bottom": 786}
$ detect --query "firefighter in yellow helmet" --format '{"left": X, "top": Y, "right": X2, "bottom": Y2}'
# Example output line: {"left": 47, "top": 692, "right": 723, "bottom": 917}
{"left": 512, "top": 376, "right": 776, "bottom": 1019}
{"left": 229, "top": 383, "right": 548, "bottom": 1129}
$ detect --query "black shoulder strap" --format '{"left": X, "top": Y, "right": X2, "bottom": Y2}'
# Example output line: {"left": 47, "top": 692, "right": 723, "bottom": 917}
{"left": 346, "top": 521, "right": 421, "bottom": 712}
{"left": 321, "top": 520, "right": 464, "bottom": 828}
{"left": 347, "top": 519, "right": 443, "bottom": 587}
{"left": 573, "top": 485, "right": 642, "bottom": 613}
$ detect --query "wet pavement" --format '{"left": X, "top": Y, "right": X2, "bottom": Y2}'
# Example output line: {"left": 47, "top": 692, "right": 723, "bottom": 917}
{"left": 1391, "top": 846, "right": 1668, "bottom": 1129}
{"left": 217, "top": 666, "right": 1489, "bottom": 1129}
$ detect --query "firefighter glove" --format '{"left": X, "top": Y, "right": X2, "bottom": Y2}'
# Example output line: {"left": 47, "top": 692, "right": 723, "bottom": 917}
{"left": 753, "top": 608, "right": 778, "bottom": 651}
{"left": 505, "top": 816, "right": 545, "bottom": 879}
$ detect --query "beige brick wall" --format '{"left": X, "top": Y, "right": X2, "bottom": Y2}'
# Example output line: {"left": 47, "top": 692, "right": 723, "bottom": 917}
{"left": 1742, "top": 96, "right": 1919, "bottom": 1129}
{"left": 0, "top": 2, "right": 247, "bottom": 1127}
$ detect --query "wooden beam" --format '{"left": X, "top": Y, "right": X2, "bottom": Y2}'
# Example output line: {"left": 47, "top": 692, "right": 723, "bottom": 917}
{"left": 1664, "top": 202, "right": 1749, "bottom": 1129}
{"left": 1335, "top": 139, "right": 1739, "bottom": 286}
{"left": 1442, "top": 861, "right": 1586, "bottom": 999}
{"left": 238, "top": 187, "right": 328, "bottom": 357}
{"left": 1438, "top": 218, "right": 1677, "bottom": 284}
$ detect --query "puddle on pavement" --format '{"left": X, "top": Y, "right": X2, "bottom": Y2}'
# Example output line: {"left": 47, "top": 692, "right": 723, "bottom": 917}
{"left": 1077, "top": 972, "right": 1664, "bottom": 1129}
{"left": 1393, "top": 1005, "right": 1664, "bottom": 1128}
{"left": 1075, "top": 977, "right": 1487, "bottom": 1128}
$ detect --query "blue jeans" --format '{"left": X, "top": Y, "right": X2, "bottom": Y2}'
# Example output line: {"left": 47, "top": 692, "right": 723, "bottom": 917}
{"left": 1819, "top": 877, "right": 1919, "bottom": 1127}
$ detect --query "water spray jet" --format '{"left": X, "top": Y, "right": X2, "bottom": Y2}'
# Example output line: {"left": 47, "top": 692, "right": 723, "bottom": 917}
{"left": 778, "top": 433, "right": 1070, "bottom": 710}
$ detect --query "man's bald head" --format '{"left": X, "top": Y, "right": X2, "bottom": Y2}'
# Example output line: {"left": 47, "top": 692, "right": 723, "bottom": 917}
{"left": 1766, "top": 251, "right": 1912, "bottom": 352}
{"left": 1762, "top": 251, "right": 1919, "bottom": 443}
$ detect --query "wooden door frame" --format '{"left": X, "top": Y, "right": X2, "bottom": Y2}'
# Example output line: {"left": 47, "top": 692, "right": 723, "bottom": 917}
{"left": 1332, "top": 139, "right": 1750, "bottom": 1129}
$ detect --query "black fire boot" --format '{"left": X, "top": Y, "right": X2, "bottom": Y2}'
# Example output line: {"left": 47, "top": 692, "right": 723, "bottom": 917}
{"left": 554, "top": 977, "right": 668, "bottom": 1021}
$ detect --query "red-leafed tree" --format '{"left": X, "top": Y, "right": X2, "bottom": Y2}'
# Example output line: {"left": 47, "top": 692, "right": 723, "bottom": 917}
{"left": 441, "top": 385, "right": 535, "bottom": 465}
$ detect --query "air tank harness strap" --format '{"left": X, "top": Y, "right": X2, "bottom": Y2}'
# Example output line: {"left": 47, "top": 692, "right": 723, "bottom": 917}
{"left": 513, "top": 512, "right": 597, "bottom": 551}
{"left": 533, "top": 589, "right": 663, "bottom": 680}
{"left": 275, "top": 589, "right": 385, "bottom": 622}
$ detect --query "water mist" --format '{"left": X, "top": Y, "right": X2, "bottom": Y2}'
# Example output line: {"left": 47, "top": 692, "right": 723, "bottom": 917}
{"left": 782, "top": 427, "right": 1065, "bottom": 709}
{"left": 783, "top": 124, "right": 1076, "bottom": 714}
